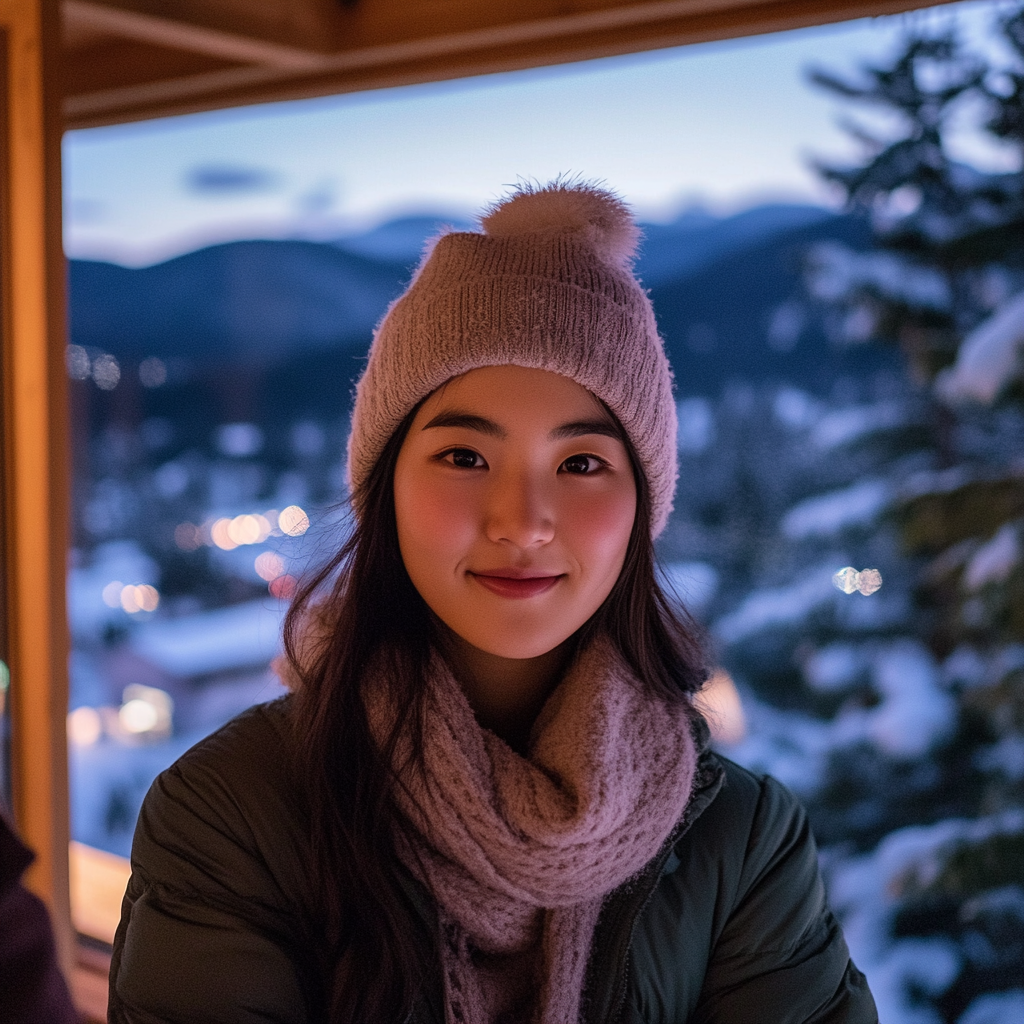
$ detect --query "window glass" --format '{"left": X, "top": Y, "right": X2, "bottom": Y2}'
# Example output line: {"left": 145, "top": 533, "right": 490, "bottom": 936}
{"left": 64, "top": 6, "right": 1024, "bottom": 1022}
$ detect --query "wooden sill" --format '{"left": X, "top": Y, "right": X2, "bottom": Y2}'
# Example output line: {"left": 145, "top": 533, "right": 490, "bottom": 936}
{"left": 72, "top": 941, "right": 111, "bottom": 1024}
{"left": 69, "top": 840, "right": 131, "bottom": 945}
{"left": 68, "top": 841, "right": 131, "bottom": 1022}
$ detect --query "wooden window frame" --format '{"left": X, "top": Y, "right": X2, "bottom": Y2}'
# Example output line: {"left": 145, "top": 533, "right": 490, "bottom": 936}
{"left": 3, "top": 0, "right": 946, "bottom": 1018}
{"left": 2, "top": 0, "right": 70, "bottom": 965}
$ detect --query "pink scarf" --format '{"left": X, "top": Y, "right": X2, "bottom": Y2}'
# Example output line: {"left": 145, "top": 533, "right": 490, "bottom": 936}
{"left": 370, "top": 637, "right": 698, "bottom": 1024}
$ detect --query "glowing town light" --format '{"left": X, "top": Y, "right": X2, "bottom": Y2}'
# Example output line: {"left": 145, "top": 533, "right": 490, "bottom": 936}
{"left": 119, "top": 684, "right": 173, "bottom": 738}
{"left": 119, "top": 698, "right": 159, "bottom": 734}
{"left": 832, "top": 567, "right": 883, "bottom": 596}
{"left": 254, "top": 551, "right": 285, "bottom": 582}
{"left": 216, "top": 422, "right": 263, "bottom": 457}
{"left": 138, "top": 356, "right": 168, "bottom": 388}
{"left": 102, "top": 580, "right": 124, "bottom": 608}
{"left": 226, "top": 513, "right": 264, "bottom": 546}
{"left": 254, "top": 514, "right": 272, "bottom": 543}
{"left": 174, "top": 522, "right": 201, "bottom": 551}
{"left": 278, "top": 505, "right": 309, "bottom": 537}
{"left": 119, "top": 584, "right": 160, "bottom": 614}
{"left": 696, "top": 669, "right": 747, "bottom": 746}
{"left": 66, "top": 344, "right": 91, "bottom": 380}
{"left": 211, "top": 517, "right": 238, "bottom": 550}
{"left": 227, "top": 514, "right": 251, "bottom": 546}
{"left": 269, "top": 574, "right": 297, "bottom": 599}
{"left": 92, "top": 352, "right": 121, "bottom": 390}
{"left": 68, "top": 706, "right": 102, "bottom": 746}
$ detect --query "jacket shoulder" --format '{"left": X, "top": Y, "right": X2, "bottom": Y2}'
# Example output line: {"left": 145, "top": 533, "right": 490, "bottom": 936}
{"left": 627, "top": 754, "right": 877, "bottom": 1024}
{"left": 130, "top": 697, "right": 308, "bottom": 903}
{"left": 109, "top": 697, "right": 324, "bottom": 1024}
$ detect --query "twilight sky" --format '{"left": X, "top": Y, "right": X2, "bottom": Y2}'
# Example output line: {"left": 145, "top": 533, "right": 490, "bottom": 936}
{"left": 63, "top": 0, "right": 1015, "bottom": 267}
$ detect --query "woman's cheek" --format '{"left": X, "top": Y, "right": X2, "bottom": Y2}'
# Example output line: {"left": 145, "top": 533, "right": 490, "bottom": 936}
{"left": 561, "top": 487, "right": 636, "bottom": 576}
{"left": 398, "top": 473, "right": 478, "bottom": 576}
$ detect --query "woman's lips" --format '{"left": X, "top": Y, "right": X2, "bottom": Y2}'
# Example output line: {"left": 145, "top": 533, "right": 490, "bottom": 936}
{"left": 469, "top": 572, "right": 563, "bottom": 599}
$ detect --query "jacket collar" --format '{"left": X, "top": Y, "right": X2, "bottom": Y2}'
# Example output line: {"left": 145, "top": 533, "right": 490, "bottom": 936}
{"left": 582, "top": 746, "right": 726, "bottom": 1024}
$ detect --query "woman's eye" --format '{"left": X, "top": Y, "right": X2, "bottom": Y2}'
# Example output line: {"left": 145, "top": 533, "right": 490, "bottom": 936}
{"left": 444, "top": 448, "right": 483, "bottom": 469}
{"left": 561, "top": 454, "right": 602, "bottom": 474}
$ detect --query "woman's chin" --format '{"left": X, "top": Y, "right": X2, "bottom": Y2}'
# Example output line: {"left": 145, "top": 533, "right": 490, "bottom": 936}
{"left": 450, "top": 625, "right": 577, "bottom": 663}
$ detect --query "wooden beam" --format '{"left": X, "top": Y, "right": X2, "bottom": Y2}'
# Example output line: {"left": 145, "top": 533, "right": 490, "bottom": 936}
{"left": 64, "top": 0, "right": 328, "bottom": 70}
{"left": 63, "top": 36, "right": 238, "bottom": 98}
{"left": 63, "top": 0, "right": 950, "bottom": 129}
{"left": 65, "top": 0, "right": 342, "bottom": 55}
{"left": 1, "top": 0, "right": 73, "bottom": 975}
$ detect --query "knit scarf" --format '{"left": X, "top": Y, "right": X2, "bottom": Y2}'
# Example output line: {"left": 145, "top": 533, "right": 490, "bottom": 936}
{"left": 367, "top": 637, "right": 698, "bottom": 1024}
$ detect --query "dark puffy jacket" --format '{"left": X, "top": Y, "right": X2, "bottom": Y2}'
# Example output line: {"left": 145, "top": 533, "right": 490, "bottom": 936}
{"left": 109, "top": 698, "right": 877, "bottom": 1023}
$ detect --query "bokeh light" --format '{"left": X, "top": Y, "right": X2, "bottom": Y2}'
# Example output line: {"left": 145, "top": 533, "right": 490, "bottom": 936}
{"left": 92, "top": 352, "right": 121, "bottom": 390}
{"left": 119, "top": 699, "right": 158, "bottom": 733}
{"left": 66, "top": 344, "right": 91, "bottom": 380}
{"left": 174, "top": 522, "right": 201, "bottom": 551}
{"left": 68, "top": 706, "right": 103, "bottom": 746}
{"left": 118, "top": 684, "right": 173, "bottom": 739}
{"left": 278, "top": 505, "right": 309, "bottom": 537}
{"left": 138, "top": 356, "right": 168, "bottom": 387}
{"left": 101, "top": 580, "right": 124, "bottom": 608}
{"left": 227, "top": 513, "right": 271, "bottom": 546}
{"left": 119, "top": 583, "right": 160, "bottom": 614}
{"left": 696, "top": 669, "right": 747, "bottom": 746}
{"left": 269, "top": 574, "right": 297, "bottom": 599}
{"left": 210, "top": 517, "right": 238, "bottom": 550}
{"left": 254, "top": 551, "right": 285, "bottom": 582}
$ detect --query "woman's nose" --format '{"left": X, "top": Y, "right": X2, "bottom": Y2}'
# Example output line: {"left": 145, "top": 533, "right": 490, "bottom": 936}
{"left": 483, "top": 470, "right": 555, "bottom": 548}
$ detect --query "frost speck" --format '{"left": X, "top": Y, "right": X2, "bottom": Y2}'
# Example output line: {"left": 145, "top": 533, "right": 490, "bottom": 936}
{"left": 833, "top": 567, "right": 883, "bottom": 595}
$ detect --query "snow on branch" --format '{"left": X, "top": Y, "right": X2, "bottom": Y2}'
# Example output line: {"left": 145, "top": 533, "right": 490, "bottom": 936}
{"left": 936, "top": 290, "right": 1024, "bottom": 405}
{"left": 808, "top": 241, "right": 951, "bottom": 312}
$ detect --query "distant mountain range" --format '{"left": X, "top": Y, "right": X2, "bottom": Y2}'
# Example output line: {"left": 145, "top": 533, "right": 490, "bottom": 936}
{"left": 68, "top": 203, "right": 890, "bottom": 423}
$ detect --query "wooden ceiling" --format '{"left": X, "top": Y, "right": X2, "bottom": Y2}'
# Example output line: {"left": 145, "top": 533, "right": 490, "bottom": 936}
{"left": 63, "top": 0, "right": 942, "bottom": 129}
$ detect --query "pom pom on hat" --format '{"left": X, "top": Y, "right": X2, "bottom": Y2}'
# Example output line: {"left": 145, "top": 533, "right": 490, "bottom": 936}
{"left": 348, "top": 178, "right": 678, "bottom": 537}
{"left": 481, "top": 180, "right": 640, "bottom": 270}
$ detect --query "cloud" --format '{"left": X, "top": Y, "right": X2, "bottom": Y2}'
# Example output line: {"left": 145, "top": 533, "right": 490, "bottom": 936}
{"left": 185, "top": 164, "right": 280, "bottom": 197}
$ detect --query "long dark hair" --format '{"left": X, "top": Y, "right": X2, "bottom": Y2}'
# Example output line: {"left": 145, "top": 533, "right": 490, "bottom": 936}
{"left": 284, "top": 403, "right": 710, "bottom": 1023}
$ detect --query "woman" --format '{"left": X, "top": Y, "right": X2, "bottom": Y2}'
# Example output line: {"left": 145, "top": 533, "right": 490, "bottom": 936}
{"left": 108, "top": 181, "right": 877, "bottom": 1023}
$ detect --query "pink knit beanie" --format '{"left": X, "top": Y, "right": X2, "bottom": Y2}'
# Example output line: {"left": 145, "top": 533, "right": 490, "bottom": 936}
{"left": 347, "top": 180, "right": 678, "bottom": 536}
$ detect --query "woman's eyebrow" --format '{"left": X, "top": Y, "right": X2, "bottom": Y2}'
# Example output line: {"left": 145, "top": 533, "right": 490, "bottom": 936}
{"left": 421, "top": 412, "right": 620, "bottom": 442}
{"left": 421, "top": 411, "right": 506, "bottom": 438}
{"left": 549, "top": 420, "right": 622, "bottom": 441}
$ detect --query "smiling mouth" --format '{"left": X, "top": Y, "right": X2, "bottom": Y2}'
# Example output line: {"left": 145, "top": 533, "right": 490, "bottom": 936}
{"left": 468, "top": 572, "right": 563, "bottom": 599}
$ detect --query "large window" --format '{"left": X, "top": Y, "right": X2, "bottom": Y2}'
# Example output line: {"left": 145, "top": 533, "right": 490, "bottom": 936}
{"left": 64, "top": 3, "right": 1024, "bottom": 1020}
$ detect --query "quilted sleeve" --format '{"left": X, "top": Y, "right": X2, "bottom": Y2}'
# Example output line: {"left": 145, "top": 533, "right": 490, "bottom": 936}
{"left": 692, "top": 771, "right": 877, "bottom": 1024}
{"left": 107, "top": 703, "right": 323, "bottom": 1024}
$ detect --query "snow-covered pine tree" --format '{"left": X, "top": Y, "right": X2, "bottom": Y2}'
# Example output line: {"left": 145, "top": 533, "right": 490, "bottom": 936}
{"left": 777, "top": 10, "right": 1024, "bottom": 1022}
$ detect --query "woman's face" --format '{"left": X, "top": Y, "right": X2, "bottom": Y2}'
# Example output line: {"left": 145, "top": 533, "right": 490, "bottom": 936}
{"left": 394, "top": 365, "right": 637, "bottom": 660}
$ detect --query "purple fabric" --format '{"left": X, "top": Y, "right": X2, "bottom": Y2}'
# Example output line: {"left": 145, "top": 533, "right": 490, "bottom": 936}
{"left": 0, "top": 810, "right": 80, "bottom": 1024}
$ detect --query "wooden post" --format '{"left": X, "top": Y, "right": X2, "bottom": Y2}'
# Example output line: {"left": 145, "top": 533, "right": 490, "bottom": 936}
{"left": 0, "top": 0, "right": 71, "bottom": 972}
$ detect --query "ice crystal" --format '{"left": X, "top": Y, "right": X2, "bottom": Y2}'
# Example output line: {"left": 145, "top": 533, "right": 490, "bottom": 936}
{"left": 833, "top": 567, "right": 883, "bottom": 595}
